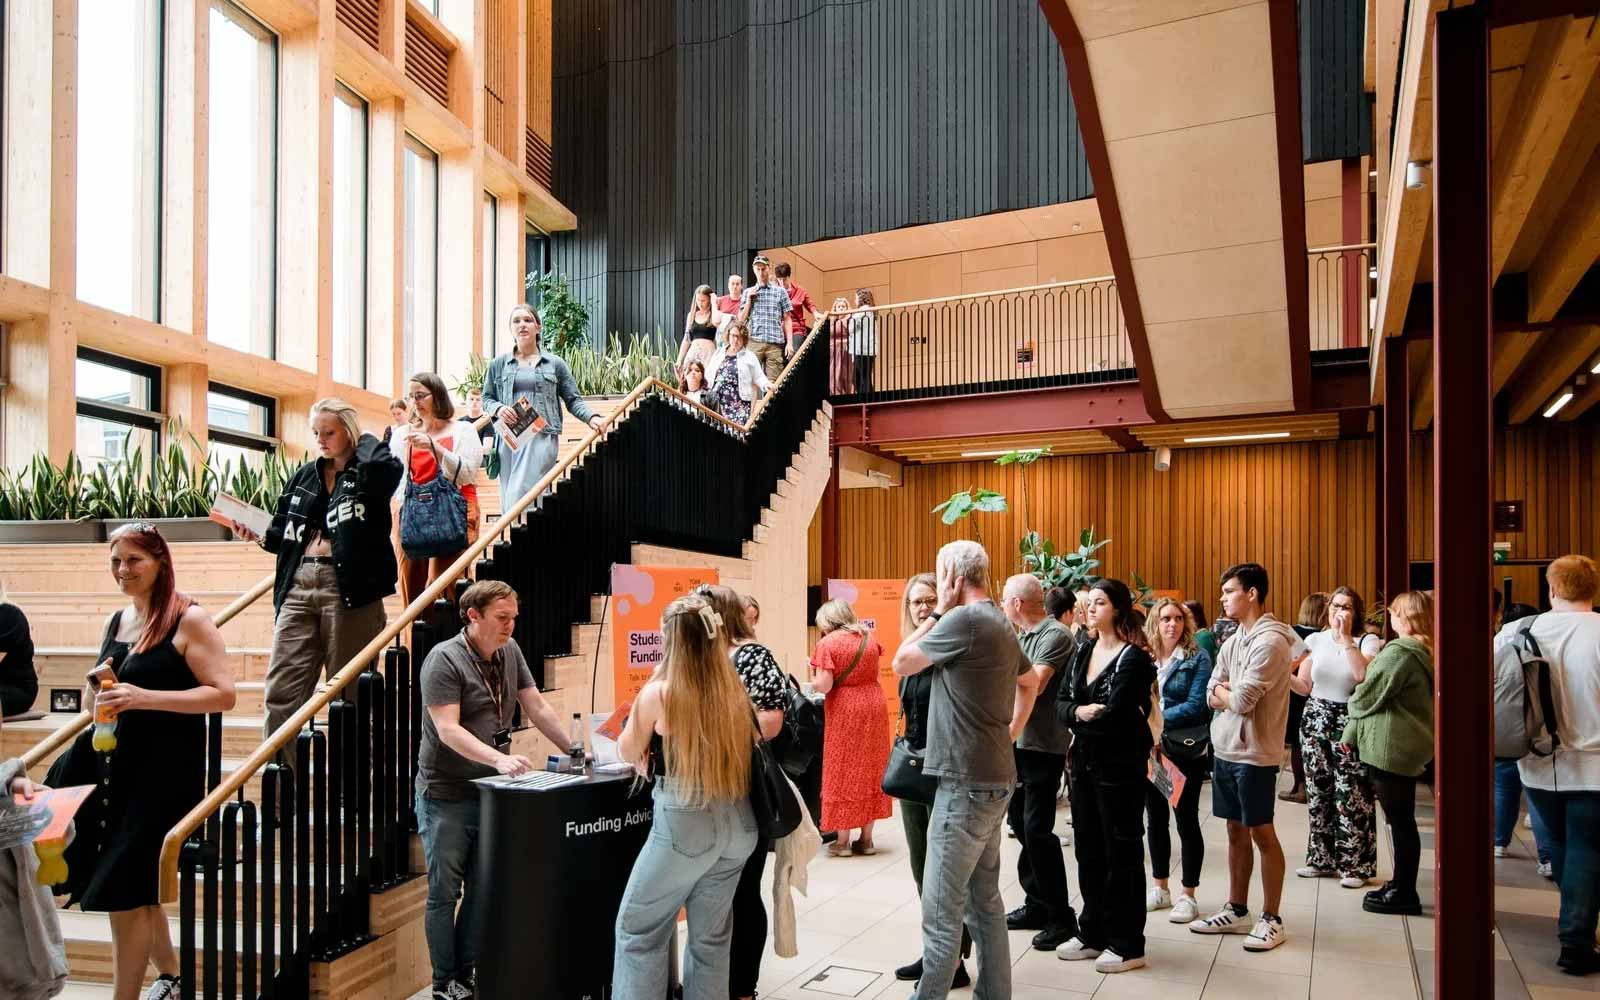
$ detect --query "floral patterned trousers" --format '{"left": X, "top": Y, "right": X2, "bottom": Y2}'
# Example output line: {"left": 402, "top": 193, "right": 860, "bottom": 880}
{"left": 1301, "top": 697, "right": 1377, "bottom": 879}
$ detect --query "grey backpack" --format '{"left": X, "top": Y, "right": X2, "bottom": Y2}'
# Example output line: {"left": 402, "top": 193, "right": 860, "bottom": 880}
{"left": 1492, "top": 616, "right": 1562, "bottom": 760}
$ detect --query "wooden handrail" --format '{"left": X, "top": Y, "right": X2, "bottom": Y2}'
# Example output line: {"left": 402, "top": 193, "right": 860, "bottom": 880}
{"left": 1307, "top": 242, "right": 1378, "bottom": 254}
{"left": 813, "top": 274, "right": 1115, "bottom": 316}
{"left": 18, "top": 572, "right": 276, "bottom": 771}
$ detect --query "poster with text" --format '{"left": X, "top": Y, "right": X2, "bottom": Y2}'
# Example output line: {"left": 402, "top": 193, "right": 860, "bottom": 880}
{"left": 611, "top": 564, "right": 720, "bottom": 709}
{"left": 827, "top": 578, "right": 909, "bottom": 745}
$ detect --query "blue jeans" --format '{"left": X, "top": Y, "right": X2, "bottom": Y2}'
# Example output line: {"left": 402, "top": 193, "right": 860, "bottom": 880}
{"left": 612, "top": 779, "right": 758, "bottom": 1000}
{"left": 1522, "top": 788, "right": 1600, "bottom": 951}
{"left": 911, "top": 777, "right": 1013, "bottom": 1000}
{"left": 1493, "top": 758, "right": 1552, "bottom": 861}
{"left": 415, "top": 791, "right": 483, "bottom": 989}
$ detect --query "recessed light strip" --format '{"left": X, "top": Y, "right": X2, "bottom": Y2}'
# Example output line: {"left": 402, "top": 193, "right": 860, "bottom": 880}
{"left": 1181, "top": 431, "right": 1293, "bottom": 444}
{"left": 1543, "top": 392, "right": 1574, "bottom": 419}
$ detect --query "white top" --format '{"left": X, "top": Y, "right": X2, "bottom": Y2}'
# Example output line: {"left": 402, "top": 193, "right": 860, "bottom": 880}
{"left": 388, "top": 419, "right": 483, "bottom": 502}
{"left": 706, "top": 347, "right": 771, "bottom": 403}
{"left": 847, "top": 310, "right": 878, "bottom": 356}
{"left": 1498, "top": 610, "right": 1600, "bottom": 791}
{"left": 1305, "top": 630, "right": 1384, "bottom": 703}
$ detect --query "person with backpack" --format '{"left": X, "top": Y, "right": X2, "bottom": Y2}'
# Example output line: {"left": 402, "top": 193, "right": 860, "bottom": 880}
{"left": 1494, "top": 555, "right": 1600, "bottom": 976}
{"left": 1493, "top": 602, "right": 1554, "bottom": 876}
{"left": 1341, "top": 591, "right": 1435, "bottom": 916}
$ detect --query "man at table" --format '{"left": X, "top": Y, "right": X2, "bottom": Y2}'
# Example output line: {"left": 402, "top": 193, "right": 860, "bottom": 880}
{"left": 416, "top": 580, "right": 570, "bottom": 1000}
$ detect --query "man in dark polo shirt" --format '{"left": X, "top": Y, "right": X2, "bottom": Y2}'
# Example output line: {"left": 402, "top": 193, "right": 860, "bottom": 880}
{"left": 416, "top": 580, "right": 571, "bottom": 1000}
{"left": 1002, "top": 573, "right": 1080, "bottom": 951}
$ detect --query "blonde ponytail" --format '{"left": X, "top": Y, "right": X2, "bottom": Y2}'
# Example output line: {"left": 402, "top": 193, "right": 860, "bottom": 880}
{"left": 658, "top": 595, "right": 752, "bottom": 806}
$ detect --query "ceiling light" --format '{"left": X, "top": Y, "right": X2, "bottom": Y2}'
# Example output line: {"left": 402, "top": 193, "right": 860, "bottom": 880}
{"left": 962, "top": 449, "right": 1023, "bottom": 458}
{"left": 1405, "top": 160, "right": 1431, "bottom": 190}
{"left": 1544, "top": 388, "right": 1574, "bottom": 419}
{"left": 1590, "top": 358, "right": 1600, "bottom": 375}
{"left": 1182, "top": 431, "right": 1292, "bottom": 444}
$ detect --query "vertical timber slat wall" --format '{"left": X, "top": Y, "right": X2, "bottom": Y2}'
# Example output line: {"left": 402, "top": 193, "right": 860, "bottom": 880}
{"left": 1299, "top": 0, "right": 1372, "bottom": 162}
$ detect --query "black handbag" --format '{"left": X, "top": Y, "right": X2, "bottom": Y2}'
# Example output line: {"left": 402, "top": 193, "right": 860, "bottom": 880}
{"left": 1161, "top": 722, "right": 1212, "bottom": 764}
{"left": 749, "top": 715, "right": 802, "bottom": 841}
{"left": 773, "top": 675, "right": 823, "bottom": 778}
{"left": 399, "top": 448, "right": 470, "bottom": 559}
{"left": 881, "top": 735, "right": 938, "bottom": 805}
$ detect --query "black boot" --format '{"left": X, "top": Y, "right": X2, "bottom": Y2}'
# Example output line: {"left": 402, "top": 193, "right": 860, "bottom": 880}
{"left": 1558, "top": 946, "right": 1600, "bottom": 976}
{"left": 1362, "top": 882, "right": 1422, "bottom": 915}
{"left": 951, "top": 961, "right": 971, "bottom": 989}
{"left": 894, "top": 957, "right": 921, "bottom": 981}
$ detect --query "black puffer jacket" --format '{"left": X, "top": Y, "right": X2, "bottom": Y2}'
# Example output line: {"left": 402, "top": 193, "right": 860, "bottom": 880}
{"left": 264, "top": 433, "right": 404, "bottom": 613}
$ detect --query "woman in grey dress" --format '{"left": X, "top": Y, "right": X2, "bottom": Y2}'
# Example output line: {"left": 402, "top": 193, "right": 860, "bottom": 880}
{"left": 481, "top": 304, "right": 604, "bottom": 512}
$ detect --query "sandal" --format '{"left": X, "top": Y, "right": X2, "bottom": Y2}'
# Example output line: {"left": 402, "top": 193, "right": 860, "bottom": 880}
{"left": 851, "top": 839, "right": 877, "bottom": 856}
{"left": 827, "top": 840, "right": 853, "bottom": 858}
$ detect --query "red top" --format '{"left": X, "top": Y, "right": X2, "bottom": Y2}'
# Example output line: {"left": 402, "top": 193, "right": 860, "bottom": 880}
{"left": 716, "top": 294, "right": 739, "bottom": 316}
{"left": 783, "top": 282, "right": 814, "bottom": 336}
{"left": 407, "top": 433, "right": 478, "bottom": 501}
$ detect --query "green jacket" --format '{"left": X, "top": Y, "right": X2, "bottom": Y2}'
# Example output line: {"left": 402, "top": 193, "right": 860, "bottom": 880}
{"left": 1342, "top": 636, "right": 1434, "bottom": 777}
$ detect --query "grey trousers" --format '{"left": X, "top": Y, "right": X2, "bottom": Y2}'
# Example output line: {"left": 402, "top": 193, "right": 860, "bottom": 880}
{"left": 263, "top": 562, "right": 386, "bottom": 742}
{"left": 910, "top": 777, "right": 1013, "bottom": 1000}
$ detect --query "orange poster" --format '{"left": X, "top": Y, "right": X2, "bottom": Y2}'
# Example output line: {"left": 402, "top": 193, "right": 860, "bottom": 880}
{"left": 827, "top": 578, "right": 909, "bottom": 745}
{"left": 610, "top": 564, "right": 719, "bottom": 708}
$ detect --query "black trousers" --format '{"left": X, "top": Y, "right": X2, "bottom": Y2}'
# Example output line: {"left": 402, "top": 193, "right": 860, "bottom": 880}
{"left": 1145, "top": 753, "right": 1207, "bottom": 887}
{"left": 852, "top": 355, "right": 875, "bottom": 394}
{"left": 1368, "top": 765, "right": 1421, "bottom": 897}
{"left": 1008, "top": 747, "right": 1077, "bottom": 928}
{"left": 728, "top": 837, "right": 769, "bottom": 997}
{"left": 0, "top": 679, "right": 37, "bottom": 717}
{"left": 1069, "top": 751, "right": 1148, "bottom": 959}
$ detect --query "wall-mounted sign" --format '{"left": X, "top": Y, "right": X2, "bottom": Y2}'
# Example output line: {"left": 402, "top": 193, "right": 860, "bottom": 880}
{"left": 1494, "top": 501, "right": 1524, "bottom": 533}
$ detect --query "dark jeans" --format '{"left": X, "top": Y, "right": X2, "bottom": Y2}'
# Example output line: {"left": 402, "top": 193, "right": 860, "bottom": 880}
{"left": 728, "top": 838, "right": 769, "bottom": 997}
{"left": 1493, "top": 757, "right": 1552, "bottom": 862}
{"left": 1523, "top": 787, "right": 1600, "bottom": 951}
{"left": 415, "top": 791, "right": 483, "bottom": 989}
{"left": 852, "top": 355, "right": 875, "bottom": 394}
{"left": 1008, "top": 747, "right": 1077, "bottom": 927}
{"left": 1368, "top": 766, "right": 1421, "bottom": 898}
{"left": 1145, "top": 754, "right": 1206, "bottom": 888}
{"left": 1069, "top": 752, "right": 1147, "bottom": 959}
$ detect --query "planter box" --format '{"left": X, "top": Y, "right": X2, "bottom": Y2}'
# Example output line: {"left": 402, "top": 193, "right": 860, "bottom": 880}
{"left": 0, "top": 519, "right": 105, "bottom": 544}
{"left": 102, "top": 517, "right": 234, "bottom": 542}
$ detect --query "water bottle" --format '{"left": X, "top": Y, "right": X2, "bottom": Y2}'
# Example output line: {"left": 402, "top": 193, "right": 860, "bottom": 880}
{"left": 92, "top": 678, "right": 118, "bottom": 753}
{"left": 568, "top": 713, "right": 586, "bottom": 767}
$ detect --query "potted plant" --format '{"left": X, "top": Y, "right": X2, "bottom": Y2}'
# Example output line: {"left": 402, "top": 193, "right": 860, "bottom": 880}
{"left": 0, "top": 454, "right": 104, "bottom": 544}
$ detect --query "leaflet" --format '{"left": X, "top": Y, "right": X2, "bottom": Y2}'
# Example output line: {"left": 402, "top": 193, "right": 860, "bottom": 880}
{"left": 209, "top": 491, "right": 273, "bottom": 538}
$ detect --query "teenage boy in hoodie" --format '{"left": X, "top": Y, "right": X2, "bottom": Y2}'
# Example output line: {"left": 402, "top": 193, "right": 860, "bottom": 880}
{"left": 1189, "top": 562, "right": 1300, "bottom": 952}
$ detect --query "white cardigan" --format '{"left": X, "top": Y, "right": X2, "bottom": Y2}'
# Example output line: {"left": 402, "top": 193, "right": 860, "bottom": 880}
{"left": 707, "top": 347, "right": 771, "bottom": 402}
{"left": 389, "top": 419, "right": 483, "bottom": 501}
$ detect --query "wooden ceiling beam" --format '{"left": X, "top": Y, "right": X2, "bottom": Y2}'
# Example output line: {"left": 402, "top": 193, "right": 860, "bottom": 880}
{"left": 1503, "top": 69, "right": 1600, "bottom": 276}
{"left": 1505, "top": 325, "right": 1600, "bottom": 422}
{"left": 1558, "top": 373, "right": 1600, "bottom": 420}
{"left": 1493, "top": 329, "right": 1545, "bottom": 394}
{"left": 1372, "top": 0, "right": 1435, "bottom": 351}
{"left": 1528, "top": 149, "right": 1600, "bottom": 322}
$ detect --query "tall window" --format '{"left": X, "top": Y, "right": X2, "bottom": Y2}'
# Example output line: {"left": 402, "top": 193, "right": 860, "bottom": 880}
{"left": 207, "top": 0, "right": 277, "bottom": 357}
{"left": 76, "top": 0, "right": 162, "bottom": 318}
{"left": 75, "top": 349, "right": 162, "bottom": 471}
{"left": 482, "top": 192, "right": 498, "bottom": 355}
{"left": 403, "top": 136, "right": 439, "bottom": 376}
{"left": 206, "top": 383, "right": 278, "bottom": 474}
{"left": 332, "top": 84, "right": 368, "bottom": 386}
{"left": 524, "top": 221, "right": 550, "bottom": 307}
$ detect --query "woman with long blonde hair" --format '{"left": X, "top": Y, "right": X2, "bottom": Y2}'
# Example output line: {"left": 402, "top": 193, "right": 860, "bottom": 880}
{"left": 614, "top": 594, "right": 757, "bottom": 1000}
{"left": 1342, "top": 590, "right": 1435, "bottom": 915}
{"left": 1141, "top": 596, "right": 1213, "bottom": 923}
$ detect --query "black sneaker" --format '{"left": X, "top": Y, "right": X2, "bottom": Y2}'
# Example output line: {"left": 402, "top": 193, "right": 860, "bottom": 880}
{"left": 894, "top": 957, "right": 922, "bottom": 981}
{"left": 1558, "top": 947, "right": 1600, "bottom": 976}
{"left": 951, "top": 961, "right": 971, "bottom": 989}
{"left": 1006, "top": 904, "right": 1048, "bottom": 930}
{"left": 1031, "top": 924, "right": 1079, "bottom": 951}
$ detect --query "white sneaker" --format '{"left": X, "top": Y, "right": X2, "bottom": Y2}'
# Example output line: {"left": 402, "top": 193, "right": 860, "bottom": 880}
{"left": 1055, "top": 936, "right": 1103, "bottom": 961}
{"left": 1493, "top": 845, "right": 1508, "bottom": 858}
{"left": 1339, "top": 876, "right": 1368, "bottom": 889}
{"left": 1095, "top": 949, "right": 1147, "bottom": 973}
{"left": 1538, "top": 861, "right": 1554, "bottom": 879}
{"left": 1242, "top": 915, "right": 1287, "bottom": 951}
{"left": 432, "top": 980, "right": 472, "bottom": 1000}
{"left": 1169, "top": 894, "right": 1200, "bottom": 924}
{"left": 144, "top": 978, "right": 181, "bottom": 1000}
{"left": 1189, "top": 904, "right": 1252, "bottom": 934}
{"left": 1146, "top": 886, "right": 1172, "bottom": 911}
{"left": 1058, "top": 830, "right": 1072, "bottom": 847}
{"left": 1296, "top": 865, "right": 1335, "bottom": 878}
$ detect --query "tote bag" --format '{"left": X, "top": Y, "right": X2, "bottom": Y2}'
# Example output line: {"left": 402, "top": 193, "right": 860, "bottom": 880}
{"left": 399, "top": 447, "right": 469, "bottom": 558}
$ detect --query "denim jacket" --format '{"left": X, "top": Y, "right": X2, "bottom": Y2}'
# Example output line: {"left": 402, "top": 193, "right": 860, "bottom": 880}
{"left": 1159, "top": 647, "right": 1213, "bottom": 730}
{"left": 482, "top": 350, "right": 595, "bottom": 438}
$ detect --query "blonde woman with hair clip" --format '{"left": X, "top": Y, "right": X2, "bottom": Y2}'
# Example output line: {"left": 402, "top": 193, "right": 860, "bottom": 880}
{"left": 811, "top": 598, "right": 891, "bottom": 857}
{"left": 614, "top": 594, "right": 758, "bottom": 1000}
{"left": 0, "top": 576, "right": 39, "bottom": 717}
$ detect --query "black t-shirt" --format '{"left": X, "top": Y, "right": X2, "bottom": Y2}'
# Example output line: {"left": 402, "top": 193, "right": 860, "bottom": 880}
{"left": 0, "top": 602, "right": 37, "bottom": 699}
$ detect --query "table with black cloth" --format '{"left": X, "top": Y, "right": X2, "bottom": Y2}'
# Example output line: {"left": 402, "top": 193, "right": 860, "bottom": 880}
{"left": 472, "top": 768, "right": 657, "bottom": 1000}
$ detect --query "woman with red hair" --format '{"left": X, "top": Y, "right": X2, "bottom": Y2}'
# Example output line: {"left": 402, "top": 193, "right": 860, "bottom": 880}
{"left": 56, "top": 524, "right": 234, "bottom": 1000}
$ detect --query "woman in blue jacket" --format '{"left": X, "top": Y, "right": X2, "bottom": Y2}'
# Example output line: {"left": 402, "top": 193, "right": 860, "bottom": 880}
{"left": 1143, "top": 597, "right": 1212, "bottom": 925}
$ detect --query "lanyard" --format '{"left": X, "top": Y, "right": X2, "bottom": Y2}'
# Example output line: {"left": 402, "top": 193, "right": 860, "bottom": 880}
{"left": 468, "top": 648, "right": 505, "bottom": 726}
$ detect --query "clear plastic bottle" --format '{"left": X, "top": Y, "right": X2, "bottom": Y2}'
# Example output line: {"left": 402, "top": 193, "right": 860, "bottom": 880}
{"left": 91, "top": 678, "right": 118, "bottom": 753}
{"left": 569, "top": 713, "right": 586, "bottom": 766}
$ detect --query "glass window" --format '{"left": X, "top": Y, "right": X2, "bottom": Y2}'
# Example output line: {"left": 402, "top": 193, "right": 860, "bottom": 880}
{"left": 403, "top": 136, "right": 439, "bottom": 376}
{"left": 74, "top": 350, "right": 162, "bottom": 473}
{"left": 207, "top": 0, "right": 277, "bottom": 358}
{"left": 483, "top": 192, "right": 498, "bottom": 356}
{"left": 524, "top": 222, "right": 549, "bottom": 310}
{"left": 332, "top": 83, "right": 368, "bottom": 386}
{"left": 76, "top": 0, "right": 162, "bottom": 318}
{"left": 206, "top": 383, "right": 277, "bottom": 473}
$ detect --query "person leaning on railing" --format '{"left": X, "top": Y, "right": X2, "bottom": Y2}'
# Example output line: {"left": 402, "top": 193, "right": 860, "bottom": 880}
{"left": 44, "top": 524, "right": 234, "bottom": 1000}
{"left": 231, "top": 398, "right": 404, "bottom": 746}
{"left": 847, "top": 288, "right": 878, "bottom": 394}
{"left": 481, "top": 303, "right": 604, "bottom": 513}
{"left": 416, "top": 580, "right": 571, "bottom": 1000}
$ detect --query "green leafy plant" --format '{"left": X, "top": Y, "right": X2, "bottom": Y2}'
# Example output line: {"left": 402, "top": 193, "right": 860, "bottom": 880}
{"left": 931, "top": 488, "right": 1008, "bottom": 546}
{"left": 452, "top": 353, "right": 490, "bottom": 398}
{"left": 525, "top": 271, "right": 591, "bottom": 357}
{"left": 1021, "top": 525, "right": 1111, "bottom": 591}
{"left": 1130, "top": 571, "right": 1156, "bottom": 609}
{"left": 0, "top": 453, "right": 96, "bottom": 521}
{"left": 566, "top": 333, "right": 677, "bottom": 396}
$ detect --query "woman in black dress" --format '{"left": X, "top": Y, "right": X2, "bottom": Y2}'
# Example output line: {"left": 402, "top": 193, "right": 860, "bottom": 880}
{"left": 0, "top": 578, "right": 38, "bottom": 716}
{"left": 76, "top": 524, "right": 234, "bottom": 1000}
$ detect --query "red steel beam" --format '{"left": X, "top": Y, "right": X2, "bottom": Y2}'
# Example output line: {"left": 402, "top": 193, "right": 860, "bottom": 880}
{"left": 1342, "top": 157, "right": 1366, "bottom": 349}
{"left": 1382, "top": 337, "right": 1410, "bottom": 623}
{"left": 831, "top": 382, "right": 1151, "bottom": 446}
{"left": 1268, "top": 0, "right": 1314, "bottom": 409}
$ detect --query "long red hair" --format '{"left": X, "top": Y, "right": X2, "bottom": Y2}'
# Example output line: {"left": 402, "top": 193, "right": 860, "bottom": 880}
{"left": 108, "top": 523, "right": 194, "bottom": 653}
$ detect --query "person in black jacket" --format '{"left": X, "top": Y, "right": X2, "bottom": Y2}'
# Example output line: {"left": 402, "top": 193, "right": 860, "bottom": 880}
{"left": 1055, "top": 577, "right": 1157, "bottom": 975}
{"left": 232, "top": 398, "right": 404, "bottom": 743}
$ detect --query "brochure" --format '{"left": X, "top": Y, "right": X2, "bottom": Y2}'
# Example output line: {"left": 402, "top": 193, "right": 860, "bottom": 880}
{"left": 209, "top": 490, "right": 273, "bottom": 538}
{"left": 498, "top": 397, "right": 549, "bottom": 451}
{"left": 1148, "top": 751, "right": 1187, "bottom": 809}
{"left": 0, "top": 784, "right": 94, "bottom": 851}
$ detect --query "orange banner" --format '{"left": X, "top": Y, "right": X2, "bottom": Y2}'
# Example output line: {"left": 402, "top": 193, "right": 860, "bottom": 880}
{"left": 826, "top": 579, "right": 909, "bottom": 738}
{"left": 611, "top": 565, "right": 720, "bottom": 708}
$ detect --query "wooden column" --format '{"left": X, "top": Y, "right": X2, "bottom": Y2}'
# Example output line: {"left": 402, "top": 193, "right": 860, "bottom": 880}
{"left": 1382, "top": 336, "right": 1410, "bottom": 615}
{"left": 161, "top": 0, "right": 208, "bottom": 337}
{"left": 167, "top": 363, "right": 211, "bottom": 460}
{"left": 1431, "top": 6, "right": 1494, "bottom": 995}
{"left": 368, "top": 97, "right": 406, "bottom": 397}
{"left": 274, "top": 10, "right": 336, "bottom": 382}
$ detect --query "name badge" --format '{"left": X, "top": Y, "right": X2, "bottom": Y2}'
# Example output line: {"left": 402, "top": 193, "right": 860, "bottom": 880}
{"left": 493, "top": 728, "right": 512, "bottom": 752}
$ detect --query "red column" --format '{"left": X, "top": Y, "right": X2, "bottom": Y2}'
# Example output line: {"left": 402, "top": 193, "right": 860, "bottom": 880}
{"left": 1342, "top": 157, "right": 1365, "bottom": 348}
{"left": 1382, "top": 336, "right": 1410, "bottom": 627}
{"left": 1431, "top": 7, "right": 1494, "bottom": 997}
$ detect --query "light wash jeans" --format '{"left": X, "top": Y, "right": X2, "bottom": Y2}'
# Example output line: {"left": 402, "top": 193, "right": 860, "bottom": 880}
{"left": 911, "top": 777, "right": 1013, "bottom": 1000}
{"left": 613, "top": 779, "right": 758, "bottom": 1000}
{"left": 415, "top": 790, "right": 483, "bottom": 990}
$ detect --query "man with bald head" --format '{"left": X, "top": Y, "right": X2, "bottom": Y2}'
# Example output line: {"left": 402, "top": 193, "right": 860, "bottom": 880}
{"left": 1001, "top": 573, "right": 1081, "bottom": 951}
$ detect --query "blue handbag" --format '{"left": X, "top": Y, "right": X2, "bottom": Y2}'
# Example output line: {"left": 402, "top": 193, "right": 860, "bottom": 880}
{"left": 399, "top": 466, "right": 469, "bottom": 559}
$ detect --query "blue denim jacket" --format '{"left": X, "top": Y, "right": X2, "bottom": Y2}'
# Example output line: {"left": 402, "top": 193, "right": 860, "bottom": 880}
{"left": 482, "top": 350, "right": 595, "bottom": 437}
{"left": 1160, "top": 647, "right": 1213, "bottom": 730}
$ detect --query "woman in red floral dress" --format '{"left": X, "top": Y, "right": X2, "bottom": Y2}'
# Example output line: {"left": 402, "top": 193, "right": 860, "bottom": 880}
{"left": 811, "top": 599, "right": 893, "bottom": 856}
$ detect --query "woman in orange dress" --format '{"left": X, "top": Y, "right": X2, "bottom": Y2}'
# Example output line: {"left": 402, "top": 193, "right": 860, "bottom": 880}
{"left": 811, "top": 599, "right": 893, "bottom": 856}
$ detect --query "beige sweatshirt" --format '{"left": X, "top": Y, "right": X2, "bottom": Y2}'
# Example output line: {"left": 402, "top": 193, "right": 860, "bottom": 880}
{"left": 1207, "top": 615, "right": 1299, "bottom": 767}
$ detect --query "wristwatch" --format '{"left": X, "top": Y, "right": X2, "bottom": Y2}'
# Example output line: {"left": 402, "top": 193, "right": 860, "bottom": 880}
{"left": 928, "top": 611, "right": 943, "bottom": 622}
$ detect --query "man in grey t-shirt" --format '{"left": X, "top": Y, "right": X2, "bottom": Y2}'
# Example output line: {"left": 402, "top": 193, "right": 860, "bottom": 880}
{"left": 1001, "top": 574, "right": 1080, "bottom": 951}
{"left": 894, "top": 541, "right": 1035, "bottom": 1000}
{"left": 416, "top": 581, "right": 571, "bottom": 1000}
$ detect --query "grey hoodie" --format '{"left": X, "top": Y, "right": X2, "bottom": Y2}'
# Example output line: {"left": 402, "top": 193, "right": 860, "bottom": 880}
{"left": 1207, "top": 614, "right": 1300, "bottom": 767}
{"left": 0, "top": 758, "right": 67, "bottom": 1000}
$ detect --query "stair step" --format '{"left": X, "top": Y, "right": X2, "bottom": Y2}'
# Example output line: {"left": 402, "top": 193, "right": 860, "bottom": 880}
{"left": 34, "top": 647, "right": 276, "bottom": 691}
